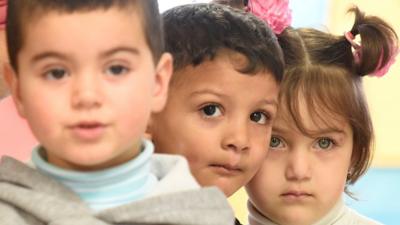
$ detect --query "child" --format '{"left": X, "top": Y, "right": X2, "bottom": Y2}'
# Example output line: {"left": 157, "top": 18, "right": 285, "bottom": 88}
{"left": 147, "top": 3, "right": 284, "bottom": 198}
{"left": 0, "top": 1, "right": 234, "bottom": 224}
{"left": 245, "top": 6, "right": 398, "bottom": 225}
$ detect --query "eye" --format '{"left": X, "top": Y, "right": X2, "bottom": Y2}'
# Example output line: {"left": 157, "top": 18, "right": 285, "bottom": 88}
{"left": 316, "top": 138, "right": 334, "bottom": 150}
{"left": 250, "top": 112, "right": 269, "bottom": 124}
{"left": 270, "top": 136, "right": 283, "bottom": 148}
{"left": 201, "top": 104, "right": 222, "bottom": 117}
{"left": 44, "top": 68, "right": 68, "bottom": 80}
{"left": 106, "top": 65, "right": 129, "bottom": 76}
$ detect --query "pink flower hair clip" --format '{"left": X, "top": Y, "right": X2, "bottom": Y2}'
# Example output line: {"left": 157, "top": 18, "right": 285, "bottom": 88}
{"left": 246, "top": 0, "right": 292, "bottom": 34}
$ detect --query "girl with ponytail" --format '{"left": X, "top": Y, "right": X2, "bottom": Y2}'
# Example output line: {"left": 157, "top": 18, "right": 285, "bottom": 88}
{"left": 245, "top": 4, "right": 398, "bottom": 225}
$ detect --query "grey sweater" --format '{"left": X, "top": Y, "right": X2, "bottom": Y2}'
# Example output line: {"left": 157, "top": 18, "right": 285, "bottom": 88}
{"left": 0, "top": 156, "right": 235, "bottom": 225}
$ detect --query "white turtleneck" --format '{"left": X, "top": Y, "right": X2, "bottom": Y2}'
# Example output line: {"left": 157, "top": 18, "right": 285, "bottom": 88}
{"left": 247, "top": 198, "right": 383, "bottom": 225}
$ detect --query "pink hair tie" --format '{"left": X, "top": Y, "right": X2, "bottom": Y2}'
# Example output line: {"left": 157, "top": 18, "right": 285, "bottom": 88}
{"left": 345, "top": 31, "right": 362, "bottom": 65}
{"left": 344, "top": 32, "right": 361, "bottom": 50}
{"left": 371, "top": 44, "right": 399, "bottom": 77}
{"left": 247, "top": 0, "right": 292, "bottom": 34}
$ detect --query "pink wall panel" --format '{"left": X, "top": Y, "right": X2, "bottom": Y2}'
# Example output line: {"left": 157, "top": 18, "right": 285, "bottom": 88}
{"left": 0, "top": 96, "right": 37, "bottom": 161}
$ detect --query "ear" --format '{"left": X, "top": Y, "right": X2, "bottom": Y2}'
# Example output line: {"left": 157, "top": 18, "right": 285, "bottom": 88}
{"left": 4, "top": 63, "right": 27, "bottom": 118}
{"left": 0, "top": 68, "right": 9, "bottom": 97}
{"left": 151, "top": 52, "right": 173, "bottom": 113}
{"left": 144, "top": 115, "right": 154, "bottom": 140}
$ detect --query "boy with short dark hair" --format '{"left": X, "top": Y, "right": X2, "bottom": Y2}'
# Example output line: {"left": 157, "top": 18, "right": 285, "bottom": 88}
{"left": 148, "top": 3, "right": 284, "bottom": 197}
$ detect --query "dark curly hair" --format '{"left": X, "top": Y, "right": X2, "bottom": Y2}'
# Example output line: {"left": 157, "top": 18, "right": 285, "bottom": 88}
{"left": 162, "top": 3, "right": 284, "bottom": 83}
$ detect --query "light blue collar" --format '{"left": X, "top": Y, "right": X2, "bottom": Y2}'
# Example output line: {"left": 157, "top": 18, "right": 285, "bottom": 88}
{"left": 32, "top": 139, "right": 158, "bottom": 211}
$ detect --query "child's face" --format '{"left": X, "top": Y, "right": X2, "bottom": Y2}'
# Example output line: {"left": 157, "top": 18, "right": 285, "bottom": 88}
{"left": 149, "top": 52, "right": 279, "bottom": 196}
{"left": 246, "top": 98, "right": 353, "bottom": 225}
{"left": 7, "top": 8, "right": 171, "bottom": 170}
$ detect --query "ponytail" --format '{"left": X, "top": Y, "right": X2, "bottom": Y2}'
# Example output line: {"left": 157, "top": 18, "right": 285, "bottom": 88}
{"left": 346, "top": 6, "right": 398, "bottom": 77}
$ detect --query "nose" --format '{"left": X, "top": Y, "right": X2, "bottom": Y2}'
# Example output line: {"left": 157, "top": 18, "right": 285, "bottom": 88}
{"left": 71, "top": 73, "right": 102, "bottom": 110}
{"left": 221, "top": 119, "right": 250, "bottom": 152}
{"left": 285, "top": 149, "right": 312, "bottom": 181}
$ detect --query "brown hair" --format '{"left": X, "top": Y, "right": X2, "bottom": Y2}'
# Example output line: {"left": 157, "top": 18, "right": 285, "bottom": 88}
{"left": 6, "top": 0, "right": 164, "bottom": 72}
{"left": 277, "top": 7, "right": 398, "bottom": 191}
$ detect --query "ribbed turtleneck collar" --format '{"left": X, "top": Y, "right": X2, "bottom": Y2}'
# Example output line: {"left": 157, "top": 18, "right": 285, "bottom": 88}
{"left": 247, "top": 199, "right": 346, "bottom": 225}
{"left": 32, "top": 139, "right": 158, "bottom": 211}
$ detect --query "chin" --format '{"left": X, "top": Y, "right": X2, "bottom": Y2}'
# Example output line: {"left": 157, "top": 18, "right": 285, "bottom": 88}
{"left": 215, "top": 182, "right": 237, "bottom": 197}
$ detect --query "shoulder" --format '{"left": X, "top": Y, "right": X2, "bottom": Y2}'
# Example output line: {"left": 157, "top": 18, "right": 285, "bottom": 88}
{"left": 0, "top": 202, "right": 31, "bottom": 225}
{"left": 149, "top": 153, "right": 201, "bottom": 195}
{"left": 150, "top": 153, "right": 192, "bottom": 177}
{"left": 100, "top": 187, "right": 234, "bottom": 225}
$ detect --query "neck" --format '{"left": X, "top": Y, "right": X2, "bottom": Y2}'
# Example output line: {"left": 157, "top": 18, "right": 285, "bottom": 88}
{"left": 32, "top": 139, "right": 158, "bottom": 211}
{"left": 247, "top": 199, "right": 346, "bottom": 225}
{"left": 312, "top": 199, "right": 345, "bottom": 225}
{"left": 247, "top": 201, "right": 278, "bottom": 225}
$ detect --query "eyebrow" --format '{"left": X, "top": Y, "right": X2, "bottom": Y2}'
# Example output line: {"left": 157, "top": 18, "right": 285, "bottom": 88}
{"left": 272, "top": 125, "right": 290, "bottom": 134}
{"left": 99, "top": 47, "right": 140, "bottom": 59}
{"left": 272, "top": 125, "right": 345, "bottom": 136}
{"left": 259, "top": 99, "right": 278, "bottom": 107}
{"left": 31, "top": 52, "right": 68, "bottom": 65}
{"left": 190, "top": 89, "right": 277, "bottom": 106}
{"left": 30, "top": 47, "right": 140, "bottom": 65}
{"left": 189, "top": 89, "right": 227, "bottom": 98}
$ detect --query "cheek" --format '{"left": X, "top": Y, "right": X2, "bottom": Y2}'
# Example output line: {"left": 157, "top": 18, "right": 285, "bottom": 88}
{"left": 175, "top": 122, "right": 216, "bottom": 159}
{"left": 118, "top": 106, "right": 150, "bottom": 139}
{"left": 248, "top": 162, "right": 278, "bottom": 192}
{"left": 26, "top": 110, "right": 55, "bottom": 142}
{"left": 316, "top": 164, "right": 348, "bottom": 200}
{"left": 250, "top": 125, "right": 271, "bottom": 149}
{"left": 178, "top": 141, "right": 205, "bottom": 165}
{"left": 248, "top": 148, "right": 268, "bottom": 175}
{"left": 248, "top": 131, "right": 270, "bottom": 167}
{"left": 20, "top": 89, "right": 62, "bottom": 137}
{"left": 115, "top": 89, "right": 153, "bottom": 139}
{"left": 246, "top": 166, "right": 277, "bottom": 209}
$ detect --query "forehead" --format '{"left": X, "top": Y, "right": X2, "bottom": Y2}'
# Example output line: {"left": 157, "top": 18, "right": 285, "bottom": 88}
{"left": 20, "top": 5, "right": 143, "bottom": 48}
{"left": 174, "top": 53, "right": 277, "bottom": 89}
{"left": 276, "top": 95, "right": 351, "bottom": 135}
{"left": 18, "top": 7, "right": 149, "bottom": 64}
{"left": 169, "top": 52, "right": 279, "bottom": 110}
{"left": 172, "top": 49, "right": 270, "bottom": 85}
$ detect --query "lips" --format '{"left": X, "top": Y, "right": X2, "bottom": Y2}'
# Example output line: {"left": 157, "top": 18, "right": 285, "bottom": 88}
{"left": 209, "top": 163, "right": 242, "bottom": 176}
{"left": 69, "top": 121, "right": 107, "bottom": 141}
{"left": 280, "top": 190, "right": 313, "bottom": 202}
